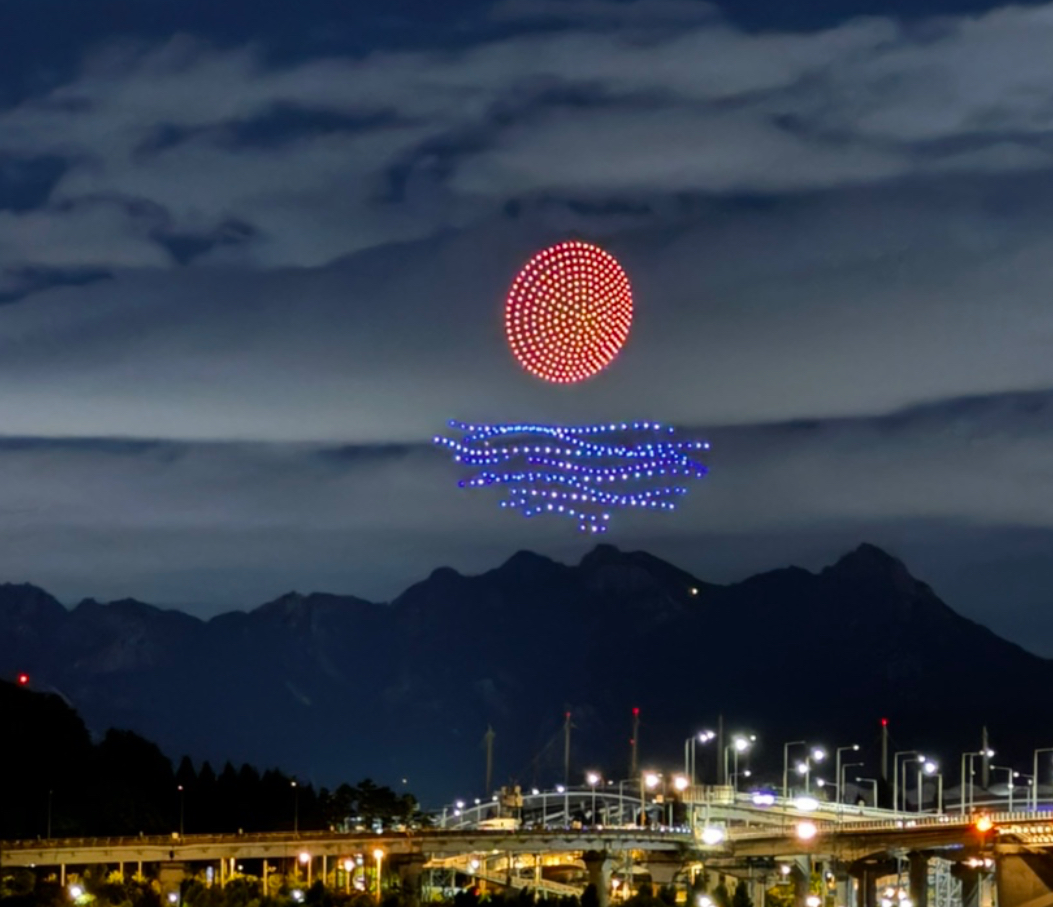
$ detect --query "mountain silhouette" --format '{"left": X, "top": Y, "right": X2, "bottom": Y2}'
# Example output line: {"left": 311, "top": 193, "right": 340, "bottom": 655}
{"left": 2, "top": 543, "right": 1050, "bottom": 804}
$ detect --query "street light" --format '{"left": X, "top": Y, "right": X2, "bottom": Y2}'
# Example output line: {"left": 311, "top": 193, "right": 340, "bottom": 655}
{"left": 783, "top": 741, "right": 806, "bottom": 798}
{"left": 839, "top": 762, "right": 864, "bottom": 811}
{"left": 991, "top": 766, "right": 1017, "bottom": 811}
{"left": 291, "top": 780, "right": 299, "bottom": 833}
{"left": 795, "top": 821, "right": 817, "bottom": 840}
{"left": 960, "top": 750, "right": 995, "bottom": 814}
{"left": 373, "top": 849, "right": 384, "bottom": 905}
{"left": 587, "top": 772, "right": 601, "bottom": 825}
{"left": 724, "top": 736, "right": 755, "bottom": 792}
{"left": 177, "top": 785, "right": 184, "bottom": 837}
{"left": 640, "top": 771, "right": 660, "bottom": 826}
{"left": 917, "top": 761, "right": 937, "bottom": 813}
{"left": 344, "top": 859, "right": 354, "bottom": 895}
{"left": 835, "top": 745, "right": 861, "bottom": 805}
{"left": 685, "top": 730, "right": 717, "bottom": 785}
{"left": 893, "top": 751, "right": 919, "bottom": 814}
{"left": 299, "top": 852, "right": 311, "bottom": 887}
{"left": 900, "top": 754, "right": 926, "bottom": 812}
{"left": 856, "top": 777, "right": 879, "bottom": 808}
{"left": 795, "top": 749, "right": 825, "bottom": 794}
{"left": 1034, "top": 748, "right": 1053, "bottom": 812}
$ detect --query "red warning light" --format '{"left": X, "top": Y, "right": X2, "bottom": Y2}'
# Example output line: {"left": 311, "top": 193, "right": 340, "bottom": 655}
{"left": 881, "top": 718, "right": 888, "bottom": 727}
{"left": 17, "top": 673, "right": 29, "bottom": 685}
{"left": 632, "top": 707, "right": 640, "bottom": 716}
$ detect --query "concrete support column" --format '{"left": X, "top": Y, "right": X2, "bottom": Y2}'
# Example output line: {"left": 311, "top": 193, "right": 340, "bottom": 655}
{"left": 60, "top": 865, "right": 66, "bottom": 887}
{"left": 995, "top": 853, "right": 1053, "bottom": 907}
{"left": 952, "top": 865, "right": 981, "bottom": 907}
{"left": 396, "top": 855, "right": 428, "bottom": 907}
{"left": 584, "top": 850, "right": 615, "bottom": 907}
{"left": 908, "top": 853, "right": 929, "bottom": 907}
{"left": 792, "top": 858, "right": 811, "bottom": 907}
{"left": 751, "top": 873, "right": 769, "bottom": 907}
{"left": 835, "top": 872, "right": 855, "bottom": 907}
{"left": 645, "top": 853, "right": 683, "bottom": 890}
{"left": 158, "top": 862, "right": 188, "bottom": 901}
{"left": 850, "top": 867, "right": 878, "bottom": 907}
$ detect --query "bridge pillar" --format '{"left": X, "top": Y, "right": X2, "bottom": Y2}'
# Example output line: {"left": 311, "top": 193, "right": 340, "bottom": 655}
{"left": 833, "top": 870, "right": 855, "bottom": 907}
{"left": 792, "top": 858, "right": 811, "bottom": 907}
{"left": 395, "top": 854, "right": 428, "bottom": 907}
{"left": 952, "top": 864, "right": 981, "bottom": 907}
{"left": 645, "top": 852, "right": 684, "bottom": 890}
{"left": 996, "top": 853, "right": 1053, "bottom": 907}
{"left": 851, "top": 865, "right": 879, "bottom": 907}
{"left": 158, "top": 862, "right": 188, "bottom": 899}
{"left": 909, "top": 853, "right": 929, "bottom": 907}
{"left": 750, "top": 872, "right": 769, "bottom": 907}
{"left": 583, "top": 850, "right": 615, "bottom": 907}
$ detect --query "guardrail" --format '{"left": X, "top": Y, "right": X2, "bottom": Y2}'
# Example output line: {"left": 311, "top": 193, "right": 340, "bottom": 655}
{"left": 727, "top": 810, "right": 1053, "bottom": 841}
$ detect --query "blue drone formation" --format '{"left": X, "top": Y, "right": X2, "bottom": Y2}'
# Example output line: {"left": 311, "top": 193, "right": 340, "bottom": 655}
{"left": 434, "top": 420, "right": 709, "bottom": 533}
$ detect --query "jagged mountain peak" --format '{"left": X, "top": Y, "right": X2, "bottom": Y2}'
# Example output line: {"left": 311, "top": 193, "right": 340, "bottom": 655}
{"left": 498, "top": 549, "right": 560, "bottom": 574}
{"left": 827, "top": 542, "right": 912, "bottom": 579}
{"left": 821, "top": 542, "right": 933, "bottom": 607}
{"left": 0, "top": 582, "right": 66, "bottom": 619}
{"left": 1, "top": 543, "right": 1050, "bottom": 802}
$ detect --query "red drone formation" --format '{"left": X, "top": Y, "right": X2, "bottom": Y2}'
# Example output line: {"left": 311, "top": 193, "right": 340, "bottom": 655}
{"left": 504, "top": 240, "right": 633, "bottom": 384}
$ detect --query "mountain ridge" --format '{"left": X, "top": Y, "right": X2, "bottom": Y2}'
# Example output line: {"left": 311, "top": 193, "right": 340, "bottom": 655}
{"left": 2, "top": 542, "right": 1050, "bottom": 803}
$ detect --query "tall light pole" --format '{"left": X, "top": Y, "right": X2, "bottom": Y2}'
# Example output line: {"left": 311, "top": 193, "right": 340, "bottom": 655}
{"left": 1034, "top": 748, "right": 1053, "bottom": 812}
{"left": 586, "top": 772, "right": 600, "bottom": 826}
{"left": 839, "top": 762, "right": 864, "bottom": 810}
{"left": 640, "top": 771, "right": 660, "bottom": 826}
{"left": 344, "top": 859, "right": 354, "bottom": 895}
{"left": 686, "top": 731, "right": 716, "bottom": 785}
{"left": 725, "top": 736, "right": 755, "bottom": 792}
{"left": 991, "top": 766, "right": 1016, "bottom": 811}
{"left": 835, "top": 745, "right": 860, "bottom": 805}
{"left": 672, "top": 774, "right": 689, "bottom": 826}
{"left": 177, "top": 785, "right": 185, "bottom": 837}
{"left": 373, "top": 849, "right": 384, "bottom": 905}
{"left": 893, "top": 750, "right": 919, "bottom": 814}
{"left": 795, "top": 748, "right": 826, "bottom": 794}
{"left": 960, "top": 749, "right": 994, "bottom": 813}
{"left": 917, "top": 761, "right": 937, "bottom": 812}
{"left": 291, "top": 780, "right": 299, "bottom": 833}
{"left": 901, "top": 754, "right": 925, "bottom": 811}
{"left": 857, "top": 777, "right": 879, "bottom": 808}
{"left": 47, "top": 789, "right": 53, "bottom": 840}
{"left": 783, "top": 741, "right": 806, "bottom": 797}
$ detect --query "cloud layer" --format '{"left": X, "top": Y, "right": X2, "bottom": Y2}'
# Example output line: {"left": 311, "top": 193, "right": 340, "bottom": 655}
{"left": 2, "top": 2, "right": 1053, "bottom": 276}
{"left": 1, "top": 0, "right": 1052, "bottom": 654}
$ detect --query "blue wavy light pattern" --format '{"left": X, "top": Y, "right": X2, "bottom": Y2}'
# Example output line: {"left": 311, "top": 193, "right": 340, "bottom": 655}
{"left": 434, "top": 420, "right": 709, "bottom": 533}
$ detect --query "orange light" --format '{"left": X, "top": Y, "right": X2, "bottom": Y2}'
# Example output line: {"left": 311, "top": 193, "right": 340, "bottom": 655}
{"left": 504, "top": 241, "right": 632, "bottom": 383}
{"left": 975, "top": 816, "right": 993, "bottom": 833}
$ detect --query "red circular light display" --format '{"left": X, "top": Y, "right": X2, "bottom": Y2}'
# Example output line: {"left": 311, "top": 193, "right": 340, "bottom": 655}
{"left": 505, "top": 241, "right": 632, "bottom": 384}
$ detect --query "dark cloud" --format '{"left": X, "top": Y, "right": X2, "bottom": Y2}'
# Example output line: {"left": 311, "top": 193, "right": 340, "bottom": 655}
{"left": 0, "top": 390, "right": 1051, "bottom": 654}
{"left": 0, "top": 0, "right": 1051, "bottom": 657}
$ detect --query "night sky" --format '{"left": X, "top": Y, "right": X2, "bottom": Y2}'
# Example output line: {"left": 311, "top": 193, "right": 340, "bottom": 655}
{"left": 2, "top": 0, "right": 1053, "bottom": 655}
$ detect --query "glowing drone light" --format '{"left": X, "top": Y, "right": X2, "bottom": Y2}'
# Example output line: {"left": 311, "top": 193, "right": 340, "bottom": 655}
{"left": 434, "top": 420, "right": 709, "bottom": 533}
{"left": 505, "top": 240, "right": 632, "bottom": 384}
